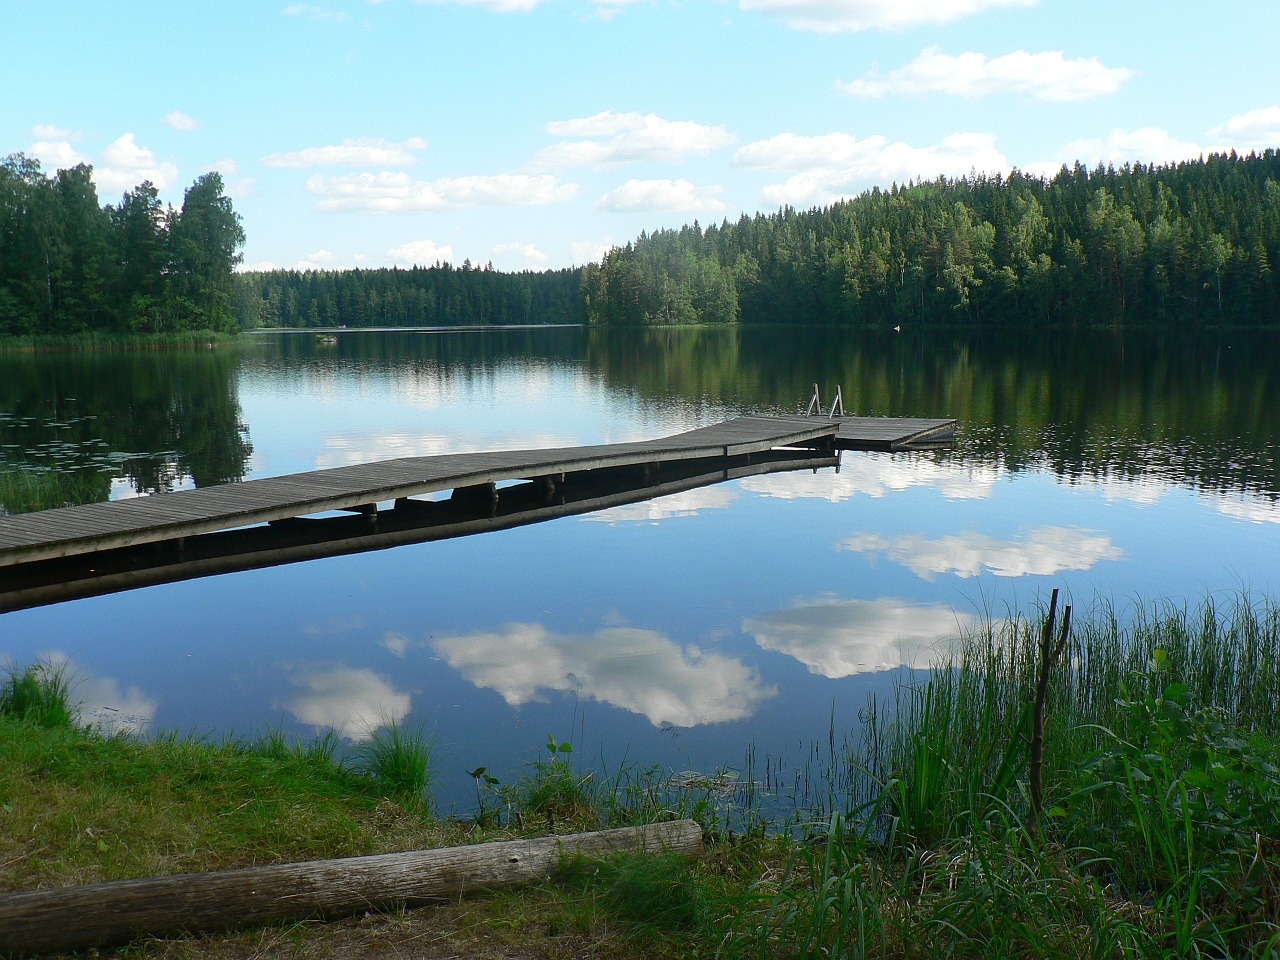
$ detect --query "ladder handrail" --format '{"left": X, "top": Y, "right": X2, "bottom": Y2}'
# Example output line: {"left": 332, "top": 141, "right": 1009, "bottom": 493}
{"left": 806, "top": 383, "right": 845, "bottom": 418}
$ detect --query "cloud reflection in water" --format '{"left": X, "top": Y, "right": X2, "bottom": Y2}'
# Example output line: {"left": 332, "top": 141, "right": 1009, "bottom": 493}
{"left": 38, "top": 651, "right": 158, "bottom": 736}
{"left": 744, "top": 597, "right": 977, "bottom": 678}
{"left": 840, "top": 526, "right": 1124, "bottom": 579}
{"left": 278, "top": 664, "right": 411, "bottom": 741}
{"left": 740, "top": 453, "right": 997, "bottom": 501}
{"left": 583, "top": 486, "right": 739, "bottom": 523}
{"left": 431, "top": 623, "right": 775, "bottom": 727}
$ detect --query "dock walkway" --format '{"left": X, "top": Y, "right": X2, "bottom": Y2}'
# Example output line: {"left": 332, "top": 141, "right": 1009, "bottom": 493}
{"left": 0, "top": 414, "right": 954, "bottom": 572}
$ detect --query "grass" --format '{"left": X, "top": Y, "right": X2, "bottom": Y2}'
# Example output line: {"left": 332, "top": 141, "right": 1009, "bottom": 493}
{"left": 2, "top": 594, "right": 1279, "bottom": 958}
{"left": 357, "top": 720, "right": 436, "bottom": 803}
{"left": 0, "top": 670, "right": 454, "bottom": 892}
{"left": 0, "top": 661, "right": 76, "bottom": 727}
{"left": 0, "top": 462, "right": 109, "bottom": 514}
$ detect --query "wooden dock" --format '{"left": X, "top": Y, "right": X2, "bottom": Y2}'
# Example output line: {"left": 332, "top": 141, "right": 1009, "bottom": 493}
{"left": 0, "top": 414, "right": 954, "bottom": 574}
{"left": 1, "top": 448, "right": 838, "bottom": 612}
{"left": 790, "top": 415, "right": 956, "bottom": 452}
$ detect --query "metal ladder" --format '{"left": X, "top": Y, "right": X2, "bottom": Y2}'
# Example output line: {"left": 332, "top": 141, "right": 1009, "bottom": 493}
{"left": 805, "top": 383, "right": 846, "bottom": 419}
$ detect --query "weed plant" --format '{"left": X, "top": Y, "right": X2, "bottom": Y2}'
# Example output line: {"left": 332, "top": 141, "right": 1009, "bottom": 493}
{"left": 357, "top": 721, "right": 436, "bottom": 804}
{"left": 0, "top": 661, "right": 75, "bottom": 727}
{"left": 467, "top": 734, "right": 760, "bottom": 838}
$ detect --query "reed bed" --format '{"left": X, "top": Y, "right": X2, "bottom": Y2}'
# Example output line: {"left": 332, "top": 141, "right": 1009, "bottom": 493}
{"left": 720, "top": 593, "right": 1280, "bottom": 958}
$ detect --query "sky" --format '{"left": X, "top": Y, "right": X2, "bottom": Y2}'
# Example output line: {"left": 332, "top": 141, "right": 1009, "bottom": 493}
{"left": 4, "top": 0, "right": 1279, "bottom": 273}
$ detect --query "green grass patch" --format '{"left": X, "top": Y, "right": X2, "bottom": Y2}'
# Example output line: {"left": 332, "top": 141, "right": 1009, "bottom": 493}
{"left": 0, "top": 661, "right": 75, "bottom": 728}
{"left": 356, "top": 721, "right": 436, "bottom": 803}
{"left": 0, "top": 717, "right": 453, "bottom": 892}
{"left": 0, "top": 462, "right": 109, "bottom": 514}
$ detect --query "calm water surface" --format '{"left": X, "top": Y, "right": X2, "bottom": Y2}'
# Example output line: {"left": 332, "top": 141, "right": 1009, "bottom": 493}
{"left": 3, "top": 326, "right": 1279, "bottom": 812}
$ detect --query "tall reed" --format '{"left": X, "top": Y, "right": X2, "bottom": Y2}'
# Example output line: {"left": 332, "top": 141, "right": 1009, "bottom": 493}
{"left": 850, "top": 593, "right": 1280, "bottom": 841}
{"left": 826, "top": 592, "right": 1280, "bottom": 956}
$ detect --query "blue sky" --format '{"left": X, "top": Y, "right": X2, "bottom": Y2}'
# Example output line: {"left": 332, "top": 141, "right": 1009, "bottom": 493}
{"left": 4, "top": 0, "right": 1278, "bottom": 272}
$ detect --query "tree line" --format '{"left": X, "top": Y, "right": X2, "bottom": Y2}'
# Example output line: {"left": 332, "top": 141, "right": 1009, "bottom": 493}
{"left": 235, "top": 262, "right": 584, "bottom": 329}
{"left": 581, "top": 151, "right": 1280, "bottom": 326}
{"left": 0, "top": 154, "right": 245, "bottom": 336}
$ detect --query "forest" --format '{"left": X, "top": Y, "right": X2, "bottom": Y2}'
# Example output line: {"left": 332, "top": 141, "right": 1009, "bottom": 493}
{"left": 581, "top": 151, "right": 1280, "bottom": 327}
{"left": 8, "top": 150, "right": 1279, "bottom": 335}
{"left": 235, "top": 261, "right": 583, "bottom": 329}
{"left": 0, "top": 154, "right": 245, "bottom": 336}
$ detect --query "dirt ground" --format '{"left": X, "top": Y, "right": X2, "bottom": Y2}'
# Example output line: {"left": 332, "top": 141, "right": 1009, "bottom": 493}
{"left": 58, "top": 901, "right": 661, "bottom": 960}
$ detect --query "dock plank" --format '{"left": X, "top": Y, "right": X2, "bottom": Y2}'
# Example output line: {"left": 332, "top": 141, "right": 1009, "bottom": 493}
{"left": 0, "top": 414, "right": 953, "bottom": 569}
{"left": 0, "top": 417, "right": 841, "bottom": 567}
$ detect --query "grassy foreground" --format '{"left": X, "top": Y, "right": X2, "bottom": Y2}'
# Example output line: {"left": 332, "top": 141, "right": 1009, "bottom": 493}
{"left": 2, "top": 595, "right": 1279, "bottom": 959}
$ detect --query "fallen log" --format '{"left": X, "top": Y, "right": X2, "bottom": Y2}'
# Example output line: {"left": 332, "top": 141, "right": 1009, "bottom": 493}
{"left": 0, "top": 819, "right": 702, "bottom": 955}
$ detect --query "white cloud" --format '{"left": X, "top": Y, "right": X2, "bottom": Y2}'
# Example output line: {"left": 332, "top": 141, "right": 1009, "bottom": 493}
{"left": 1025, "top": 127, "right": 1204, "bottom": 178}
{"left": 213, "top": 158, "right": 239, "bottom": 175}
{"left": 432, "top": 622, "right": 775, "bottom": 727}
{"left": 32, "top": 124, "right": 79, "bottom": 140}
{"left": 536, "top": 111, "right": 736, "bottom": 168}
{"left": 307, "top": 171, "right": 578, "bottom": 212}
{"left": 380, "top": 631, "right": 414, "bottom": 657}
{"left": 293, "top": 248, "right": 338, "bottom": 270}
{"left": 597, "top": 178, "right": 726, "bottom": 213}
{"left": 740, "top": 452, "right": 998, "bottom": 501}
{"left": 1214, "top": 492, "right": 1280, "bottom": 524}
{"left": 840, "top": 525, "right": 1124, "bottom": 580}
{"left": 93, "top": 133, "right": 180, "bottom": 193}
{"left": 1209, "top": 105, "right": 1280, "bottom": 153}
{"left": 735, "top": 132, "right": 868, "bottom": 170}
{"left": 744, "top": 597, "right": 975, "bottom": 678}
{"left": 278, "top": 664, "right": 411, "bottom": 742}
{"left": 841, "top": 47, "right": 1133, "bottom": 102}
{"left": 283, "top": 3, "right": 351, "bottom": 21}
{"left": 224, "top": 177, "right": 256, "bottom": 200}
{"left": 737, "top": 130, "right": 1007, "bottom": 206}
{"left": 165, "top": 109, "right": 199, "bottom": 131}
{"left": 584, "top": 485, "right": 738, "bottom": 522}
{"left": 388, "top": 238, "right": 455, "bottom": 266}
{"left": 313, "top": 432, "right": 454, "bottom": 468}
{"left": 28, "top": 140, "right": 90, "bottom": 171}
{"left": 411, "top": 0, "right": 547, "bottom": 12}
{"left": 571, "top": 237, "right": 616, "bottom": 264}
{"left": 739, "top": 0, "right": 1036, "bottom": 33}
{"left": 303, "top": 615, "right": 366, "bottom": 636}
{"left": 76, "top": 674, "right": 159, "bottom": 736}
{"left": 311, "top": 429, "right": 577, "bottom": 469}
{"left": 493, "top": 241, "right": 550, "bottom": 267}
{"left": 37, "top": 652, "right": 158, "bottom": 736}
{"left": 263, "top": 136, "right": 427, "bottom": 168}
{"left": 588, "top": 0, "right": 645, "bottom": 19}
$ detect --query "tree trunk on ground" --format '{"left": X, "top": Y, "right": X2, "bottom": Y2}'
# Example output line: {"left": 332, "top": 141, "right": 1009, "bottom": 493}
{"left": 0, "top": 819, "right": 703, "bottom": 955}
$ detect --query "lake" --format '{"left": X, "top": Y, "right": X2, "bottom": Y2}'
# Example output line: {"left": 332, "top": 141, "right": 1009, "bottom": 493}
{"left": 3, "top": 325, "right": 1280, "bottom": 814}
